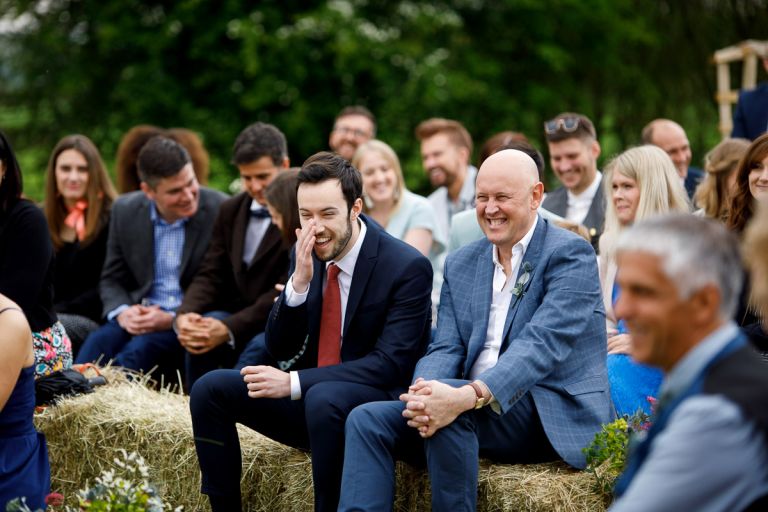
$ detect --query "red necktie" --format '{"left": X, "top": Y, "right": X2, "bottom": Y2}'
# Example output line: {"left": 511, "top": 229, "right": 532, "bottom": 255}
{"left": 317, "top": 263, "right": 342, "bottom": 367}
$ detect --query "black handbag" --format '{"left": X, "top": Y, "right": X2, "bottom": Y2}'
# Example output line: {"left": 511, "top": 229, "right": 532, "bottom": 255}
{"left": 34, "top": 368, "right": 107, "bottom": 406}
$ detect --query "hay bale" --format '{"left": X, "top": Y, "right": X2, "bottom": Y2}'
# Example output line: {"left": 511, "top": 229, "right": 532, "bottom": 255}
{"left": 35, "top": 374, "right": 609, "bottom": 511}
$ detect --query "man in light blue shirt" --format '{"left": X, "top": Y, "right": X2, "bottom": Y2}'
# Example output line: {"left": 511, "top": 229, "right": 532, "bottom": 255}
{"left": 610, "top": 214, "right": 768, "bottom": 511}
{"left": 76, "top": 137, "right": 226, "bottom": 382}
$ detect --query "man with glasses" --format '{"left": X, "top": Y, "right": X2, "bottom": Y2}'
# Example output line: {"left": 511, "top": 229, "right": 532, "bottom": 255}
{"left": 542, "top": 112, "right": 604, "bottom": 249}
{"left": 329, "top": 106, "right": 376, "bottom": 161}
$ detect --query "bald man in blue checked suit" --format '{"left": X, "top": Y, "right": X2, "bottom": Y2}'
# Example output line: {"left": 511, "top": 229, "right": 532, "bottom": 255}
{"left": 338, "top": 149, "right": 614, "bottom": 512}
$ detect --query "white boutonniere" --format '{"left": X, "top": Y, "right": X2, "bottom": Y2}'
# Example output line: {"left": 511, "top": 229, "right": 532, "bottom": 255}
{"left": 511, "top": 261, "right": 533, "bottom": 302}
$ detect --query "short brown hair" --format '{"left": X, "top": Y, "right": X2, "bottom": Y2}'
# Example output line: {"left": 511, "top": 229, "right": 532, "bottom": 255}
{"left": 415, "top": 118, "right": 473, "bottom": 155}
{"left": 543, "top": 112, "right": 597, "bottom": 143}
{"left": 336, "top": 106, "right": 377, "bottom": 136}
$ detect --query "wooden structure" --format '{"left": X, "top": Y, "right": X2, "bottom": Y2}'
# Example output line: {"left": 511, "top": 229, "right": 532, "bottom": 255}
{"left": 713, "top": 40, "right": 768, "bottom": 138}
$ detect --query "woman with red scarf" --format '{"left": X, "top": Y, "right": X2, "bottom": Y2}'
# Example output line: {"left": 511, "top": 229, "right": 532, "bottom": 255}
{"left": 43, "top": 135, "right": 116, "bottom": 354}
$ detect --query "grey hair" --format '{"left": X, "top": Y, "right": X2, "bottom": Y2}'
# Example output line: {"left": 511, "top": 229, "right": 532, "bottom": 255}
{"left": 616, "top": 213, "right": 743, "bottom": 319}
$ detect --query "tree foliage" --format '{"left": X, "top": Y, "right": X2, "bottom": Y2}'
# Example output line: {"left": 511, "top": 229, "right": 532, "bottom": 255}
{"left": 1, "top": 0, "right": 767, "bottom": 199}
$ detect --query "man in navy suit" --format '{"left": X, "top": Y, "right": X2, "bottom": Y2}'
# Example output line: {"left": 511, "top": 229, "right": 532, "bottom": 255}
{"left": 189, "top": 152, "right": 433, "bottom": 512}
{"left": 732, "top": 57, "right": 768, "bottom": 141}
{"left": 338, "top": 149, "right": 613, "bottom": 511}
{"left": 642, "top": 119, "right": 703, "bottom": 199}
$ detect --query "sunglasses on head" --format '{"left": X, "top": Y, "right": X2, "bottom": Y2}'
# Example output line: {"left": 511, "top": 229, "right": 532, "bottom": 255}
{"left": 544, "top": 116, "right": 582, "bottom": 135}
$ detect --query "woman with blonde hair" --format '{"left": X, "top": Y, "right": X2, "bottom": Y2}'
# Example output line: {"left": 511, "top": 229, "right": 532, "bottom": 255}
{"left": 694, "top": 137, "right": 750, "bottom": 221}
{"left": 43, "top": 135, "right": 117, "bottom": 350}
{"left": 599, "top": 145, "right": 690, "bottom": 416}
{"left": 352, "top": 139, "right": 444, "bottom": 259}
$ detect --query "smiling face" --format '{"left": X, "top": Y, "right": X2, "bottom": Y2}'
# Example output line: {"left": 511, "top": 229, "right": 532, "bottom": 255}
{"left": 475, "top": 150, "right": 542, "bottom": 260}
{"left": 421, "top": 132, "right": 468, "bottom": 189}
{"left": 614, "top": 250, "right": 697, "bottom": 371}
{"left": 650, "top": 121, "right": 691, "bottom": 178}
{"left": 141, "top": 164, "right": 199, "bottom": 223}
{"left": 359, "top": 150, "right": 399, "bottom": 206}
{"left": 238, "top": 155, "right": 283, "bottom": 206}
{"left": 611, "top": 171, "right": 641, "bottom": 226}
{"left": 329, "top": 114, "right": 375, "bottom": 161}
{"left": 547, "top": 137, "right": 600, "bottom": 195}
{"left": 748, "top": 155, "right": 768, "bottom": 202}
{"left": 55, "top": 148, "right": 90, "bottom": 206}
{"left": 297, "top": 179, "right": 362, "bottom": 262}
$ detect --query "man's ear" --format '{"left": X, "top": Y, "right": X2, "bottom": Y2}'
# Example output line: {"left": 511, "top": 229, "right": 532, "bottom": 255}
{"left": 351, "top": 197, "right": 363, "bottom": 219}
{"left": 689, "top": 284, "right": 721, "bottom": 327}
{"left": 591, "top": 140, "right": 601, "bottom": 160}
{"left": 140, "top": 181, "right": 155, "bottom": 201}
{"left": 281, "top": 157, "right": 290, "bottom": 169}
{"left": 457, "top": 146, "right": 470, "bottom": 166}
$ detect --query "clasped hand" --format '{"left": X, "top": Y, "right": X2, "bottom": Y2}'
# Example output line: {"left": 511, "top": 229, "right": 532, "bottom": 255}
{"left": 399, "top": 378, "right": 475, "bottom": 438}
{"left": 117, "top": 304, "right": 173, "bottom": 335}
{"left": 176, "top": 313, "right": 229, "bottom": 354}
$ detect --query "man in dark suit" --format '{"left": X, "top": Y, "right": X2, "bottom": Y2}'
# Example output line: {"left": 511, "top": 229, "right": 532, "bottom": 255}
{"left": 175, "top": 123, "right": 291, "bottom": 388}
{"left": 542, "top": 112, "right": 605, "bottom": 249}
{"left": 189, "top": 152, "right": 433, "bottom": 512}
{"left": 732, "top": 57, "right": 768, "bottom": 141}
{"left": 642, "top": 118, "right": 703, "bottom": 199}
{"left": 610, "top": 215, "right": 768, "bottom": 511}
{"left": 76, "top": 137, "right": 227, "bottom": 379}
{"left": 338, "top": 149, "right": 613, "bottom": 511}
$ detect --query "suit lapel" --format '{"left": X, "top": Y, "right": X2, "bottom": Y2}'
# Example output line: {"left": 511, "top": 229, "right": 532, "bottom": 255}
{"left": 231, "top": 194, "right": 250, "bottom": 270}
{"left": 308, "top": 256, "right": 325, "bottom": 339}
{"left": 136, "top": 198, "right": 155, "bottom": 286}
{"left": 344, "top": 217, "right": 378, "bottom": 335}
{"left": 249, "top": 224, "right": 282, "bottom": 268}
{"left": 501, "top": 216, "right": 546, "bottom": 346}
{"left": 181, "top": 194, "right": 206, "bottom": 277}
{"left": 464, "top": 245, "right": 494, "bottom": 375}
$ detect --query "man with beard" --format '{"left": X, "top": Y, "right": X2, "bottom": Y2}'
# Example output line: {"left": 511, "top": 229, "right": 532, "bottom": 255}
{"left": 542, "top": 112, "right": 604, "bottom": 249}
{"left": 189, "top": 152, "right": 433, "bottom": 512}
{"left": 642, "top": 118, "right": 704, "bottom": 200}
{"left": 328, "top": 106, "right": 376, "bottom": 161}
{"left": 417, "top": 118, "right": 476, "bottom": 243}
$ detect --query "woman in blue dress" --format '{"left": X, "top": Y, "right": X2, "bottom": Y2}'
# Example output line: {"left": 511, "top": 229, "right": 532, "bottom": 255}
{"left": 599, "top": 145, "right": 690, "bottom": 417}
{"left": 0, "top": 291, "right": 51, "bottom": 509}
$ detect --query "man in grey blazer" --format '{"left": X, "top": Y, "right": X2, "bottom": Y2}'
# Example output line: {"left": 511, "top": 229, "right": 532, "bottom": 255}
{"left": 76, "top": 137, "right": 227, "bottom": 381}
{"left": 338, "top": 149, "right": 613, "bottom": 511}
{"left": 542, "top": 112, "right": 605, "bottom": 249}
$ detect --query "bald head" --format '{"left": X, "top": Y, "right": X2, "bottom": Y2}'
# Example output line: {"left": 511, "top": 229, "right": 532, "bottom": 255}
{"left": 479, "top": 149, "right": 539, "bottom": 185}
{"left": 475, "top": 149, "right": 543, "bottom": 259}
{"left": 642, "top": 119, "right": 692, "bottom": 178}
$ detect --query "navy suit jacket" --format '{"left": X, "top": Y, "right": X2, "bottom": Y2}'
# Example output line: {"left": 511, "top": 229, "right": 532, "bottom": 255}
{"left": 684, "top": 166, "right": 704, "bottom": 200}
{"left": 732, "top": 83, "right": 768, "bottom": 141}
{"left": 414, "top": 216, "right": 613, "bottom": 467}
{"left": 266, "top": 215, "right": 433, "bottom": 398}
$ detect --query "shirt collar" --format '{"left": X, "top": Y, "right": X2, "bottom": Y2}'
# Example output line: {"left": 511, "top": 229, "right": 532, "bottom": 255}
{"left": 492, "top": 214, "right": 538, "bottom": 269}
{"left": 250, "top": 199, "right": 267, "bottom": 212}
{"left": 149, "top": 202, "right": 188, "bottom": 227}
{"left": 326, "top": 217, "right": 367, "bottom": 277}
{"left": 566, "top": 170, "right": 602, "bottom": 202}
{"left": 459, "top": 165, "right": 478, "bottom": 204}
{"left": 659, "top": 321, "right": 740, "bottom": 402}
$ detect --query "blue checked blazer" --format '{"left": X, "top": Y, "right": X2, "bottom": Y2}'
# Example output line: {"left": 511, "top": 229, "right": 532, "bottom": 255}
{"left": 414, "top": 216, "right": 613, "bottom": 467}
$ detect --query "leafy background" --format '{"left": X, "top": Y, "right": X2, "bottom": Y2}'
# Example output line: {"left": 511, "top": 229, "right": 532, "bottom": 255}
{"left": 1, "top": 0, "right": 767, "bottom": 200}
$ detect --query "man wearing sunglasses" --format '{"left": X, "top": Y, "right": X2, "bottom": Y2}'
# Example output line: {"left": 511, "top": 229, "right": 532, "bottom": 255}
{"left": 542, "top": 112, "right": 604, "bottom": 250}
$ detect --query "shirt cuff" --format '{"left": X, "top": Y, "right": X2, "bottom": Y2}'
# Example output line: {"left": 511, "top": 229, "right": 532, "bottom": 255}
{"left": 107, "top": 304, "right": 130, "bottom": 322}
{"left": 284, "top": 274, "right": 310, "bottom": 307}
{"left": 226, "top": 326, "right": 236, "bottom": 349}
{"left": 289, "top": 371, "right": 302, "bottom": 400}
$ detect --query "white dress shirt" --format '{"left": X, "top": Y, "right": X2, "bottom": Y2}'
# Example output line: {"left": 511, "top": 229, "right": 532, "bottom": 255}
{"left": 469, "top": 216, "right": 538, "bottom": 380}
{"left": 565, "top": 171, "right": 602, "bottom": 224}
{"left": 242, "top": 200, "right": 272, "bottom": 265}
{"left": 284, "top": 219, "right": 367, "bottom": 399}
